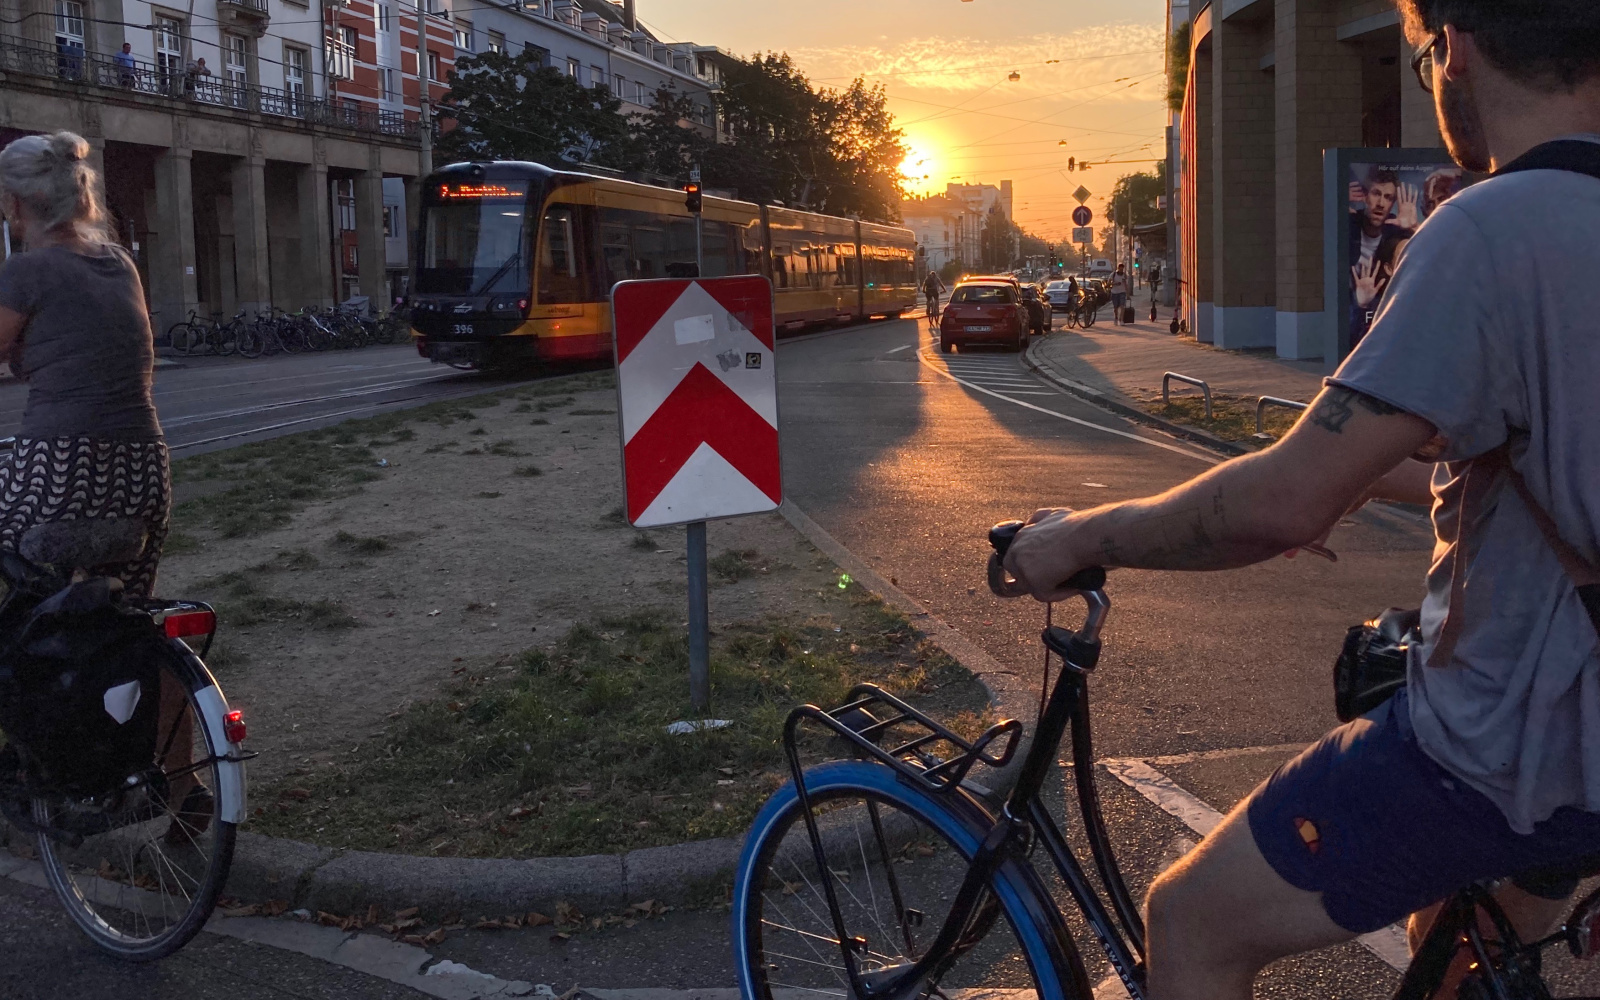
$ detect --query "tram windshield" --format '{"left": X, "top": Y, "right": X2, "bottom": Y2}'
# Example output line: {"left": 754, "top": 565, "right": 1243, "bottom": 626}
{"left": 417, "top": 180, "right": 532, "bottom": 295}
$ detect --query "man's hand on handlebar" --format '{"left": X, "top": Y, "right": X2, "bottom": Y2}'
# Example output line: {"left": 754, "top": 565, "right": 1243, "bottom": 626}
{"left": 1002, "top": 508, "right": 1097, "bottom": 602}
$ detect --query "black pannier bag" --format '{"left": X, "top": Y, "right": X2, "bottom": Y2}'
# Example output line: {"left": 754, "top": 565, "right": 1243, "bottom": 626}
{"left": 0, "top": 581, "right": 164, "bottom": 794}
{"left": 1333, "top": 606, "right": 1419, "bottom": 723}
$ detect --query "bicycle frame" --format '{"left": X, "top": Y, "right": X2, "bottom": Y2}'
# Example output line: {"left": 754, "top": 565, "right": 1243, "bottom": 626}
{"left": 787, "top": 587, "right": 1154, "bottom": 1000}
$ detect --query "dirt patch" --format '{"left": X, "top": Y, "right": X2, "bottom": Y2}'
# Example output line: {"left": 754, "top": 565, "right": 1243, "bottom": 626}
{"left": 158, "top": 370, "right": 989, "bottom": 857}
{"left": 1133, "top": 391, "right": 1305, "bottom": 448}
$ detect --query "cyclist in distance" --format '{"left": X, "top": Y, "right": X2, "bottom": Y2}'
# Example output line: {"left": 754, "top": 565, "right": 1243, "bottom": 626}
{"left": 0, "top": 133, "right": 197, "bottom": 836}
{"left": 1002, "top": 2, "right": 1600, "bottom": 997}
{"left": 922, "top": 268, "right": 946, "bottom": 319}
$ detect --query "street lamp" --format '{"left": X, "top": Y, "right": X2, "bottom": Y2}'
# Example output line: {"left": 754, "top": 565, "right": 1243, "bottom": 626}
{"left": 1008, "top": 70, "right": 1021, "bottom": 82}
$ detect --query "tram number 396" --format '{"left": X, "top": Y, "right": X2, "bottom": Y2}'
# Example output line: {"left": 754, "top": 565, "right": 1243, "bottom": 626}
{"left": 451, "top": 324, "right": 475, "bottom": 336}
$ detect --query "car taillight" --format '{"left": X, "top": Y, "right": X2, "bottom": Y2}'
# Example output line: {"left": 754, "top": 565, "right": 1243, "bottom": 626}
{"left": 224, "top": 710, "right": 247, "bottom": 744}
{"left": 164, "top": 609, "right": 216, "bottom": 639}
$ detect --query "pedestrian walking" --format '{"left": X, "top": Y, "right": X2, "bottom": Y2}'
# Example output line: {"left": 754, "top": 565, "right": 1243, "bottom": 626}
{"left": 1110, "top": 263, "right": 1130, "bottom": 324}
{"left": 114, "top": 42, "right": 137, "bottom": 89}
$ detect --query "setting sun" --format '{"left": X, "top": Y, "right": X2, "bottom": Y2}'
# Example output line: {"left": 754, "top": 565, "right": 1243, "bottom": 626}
{"left": 898, "top": 139, "right": 943, "bottom": 197}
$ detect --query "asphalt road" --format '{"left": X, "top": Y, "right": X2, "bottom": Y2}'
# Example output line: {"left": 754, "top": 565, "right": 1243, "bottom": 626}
{"left": 0, "top": 345, "right": 565, "bottom": 457}
{"left": 1, "top": 323, "right": 1594, "bottom": 998}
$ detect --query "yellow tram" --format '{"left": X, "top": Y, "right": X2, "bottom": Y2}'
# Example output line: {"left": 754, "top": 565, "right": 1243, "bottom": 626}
{"left": 409, "top": 161, "right": 919, "bottom": 368}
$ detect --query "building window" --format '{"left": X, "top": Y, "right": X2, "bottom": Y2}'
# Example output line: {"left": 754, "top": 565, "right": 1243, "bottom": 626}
{"left": 566, "top": 57, "right": 578, "bottom": 78}
{"left": 613, "top": 73, "right": 625, "bottom": 99}
{"left": 222, "top": 33, "right": 248, "bottom": 104}
{"left": 454, "top": 19, "right": 473, "bottom": 51}
{"left": 378, "top": 66, "right": 396, "bottom": 102}
{"left": 634, "top": 80, "right": 646, "bottom": 104}
{"left": 54, "top": 0, "right": 84, "bottom": 77}
{"left": 590, "top": 64, "right": 602, "bottom": 88}
{"left": 284, "top": 45, "right": 306, "bottom": 108}
{"left": 383, "top": 204, "right": 399, "bottom": 238}
{"left": 336, "top": 180, "right": 356, "bottom": 231}
{"left": 486, "top": 30, "right": 504, "bottom": 54}
{"left": 427, "top": 49, "right": 440, "bottom": 81}
{"left": 379, "top": 3, "right": 392, "bottom": 33}
{"left": 155, "top": 16, "right": 184, "bottom": 87}
{"left": 329, "top": 25, "right": 357, "bottom": 80}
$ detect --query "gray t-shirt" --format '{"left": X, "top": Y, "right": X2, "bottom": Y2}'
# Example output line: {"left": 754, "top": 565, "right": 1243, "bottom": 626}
{"left": 1330, "top": 138, "right": 1600, "bottom": 834}
{"left": 0, "top": 245, "right": 161, "bottom": 441}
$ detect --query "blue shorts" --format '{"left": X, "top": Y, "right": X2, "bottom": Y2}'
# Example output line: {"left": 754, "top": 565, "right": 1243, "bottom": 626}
{"left": 1247, "top": 689, "right": 1600, "bottom": 934}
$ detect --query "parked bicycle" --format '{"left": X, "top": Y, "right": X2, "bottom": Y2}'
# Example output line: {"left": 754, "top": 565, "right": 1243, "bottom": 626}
{"left": 730, "top": 520, "right": 1600, "bottom": 1000}
{"left": 164, "top": 303, "right": 410, "bottom": 359}
{"left": 0, "top": 516, "right": 248, "bottom": 961}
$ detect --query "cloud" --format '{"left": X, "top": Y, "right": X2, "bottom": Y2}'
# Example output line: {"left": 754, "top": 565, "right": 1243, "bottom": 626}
{"left": 789, "top": 23, "right": 1166, "bottom": 94}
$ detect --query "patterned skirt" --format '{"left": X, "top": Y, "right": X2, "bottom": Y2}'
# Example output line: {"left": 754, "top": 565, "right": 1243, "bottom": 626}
{"left": 0, "top": 437, "right": 171, "bottom": 598}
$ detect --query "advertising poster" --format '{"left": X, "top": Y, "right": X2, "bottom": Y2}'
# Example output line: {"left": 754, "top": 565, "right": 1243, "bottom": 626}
{"left": 1346, "top": 160, "right": 1464, "bottom": 348}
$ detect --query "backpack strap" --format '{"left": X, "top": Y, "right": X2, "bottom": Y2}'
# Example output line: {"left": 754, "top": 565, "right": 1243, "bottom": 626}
{"left": 1506, "top": 467, "right": 1600, "bottom": 638}
{"left": 1493, "top": 139, "right": 1600, "bottom": 182}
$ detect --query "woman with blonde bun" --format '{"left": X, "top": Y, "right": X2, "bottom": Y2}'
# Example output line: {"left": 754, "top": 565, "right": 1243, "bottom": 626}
{"left": 0, "top": 132, "right": 198, "bottom": 837}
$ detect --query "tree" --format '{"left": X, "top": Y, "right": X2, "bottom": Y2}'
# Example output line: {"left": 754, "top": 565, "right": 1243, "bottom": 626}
{"left": 1109, "top": 162, "right": 1167, "bottom": 230}
{"left": 1168, "top": 22, "right": 1192, "bottom": 112}
{"left": 436, "top": 51, "right": 634, "bottom": 168}
{"left": 705, "top": 53, "right": 906, "bottom": 222}
{"left": 979, "top": 203, "right": 1016, "bottom": 270}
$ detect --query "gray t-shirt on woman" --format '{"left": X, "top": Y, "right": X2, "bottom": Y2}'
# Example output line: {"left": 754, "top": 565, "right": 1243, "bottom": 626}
{"left": 1329, "top": 140, "right": 1600, "bottom": 834}
{"left": 0, "top": 245, "right": 161, "bottom": 440}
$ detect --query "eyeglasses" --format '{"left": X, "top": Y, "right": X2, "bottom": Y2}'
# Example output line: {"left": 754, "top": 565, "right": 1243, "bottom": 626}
{"left": 1412, "top": 32, "right": 1444, "bottom": 93}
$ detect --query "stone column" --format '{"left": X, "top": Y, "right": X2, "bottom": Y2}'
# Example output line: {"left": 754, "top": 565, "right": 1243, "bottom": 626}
{"left": 1191, "top": 35, "right": 1215, "bottom": 343}
{"left": 149, "top": 147, "right": 199, "bottom": 334}
{"left": 1274, "top": 0, "right": 1363, "bottom": 360}
{"left": 230, "top": 134, "right": 272, "bottom": 315}
{"left": 354, "top": 162, "right": 388, "bottom": 313}
{"left": 296, "top": 160, "right": 335, "bottom": 309}
{"left": 1211, "top": 13, "right": 1276, "bottom": 349}
{"left": 404, "top": 175, "right": 422, "bottom": 276}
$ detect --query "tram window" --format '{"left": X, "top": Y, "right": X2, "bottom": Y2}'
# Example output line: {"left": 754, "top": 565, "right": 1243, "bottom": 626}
{"left": 418, "top": 183, "right": 529, "bottom": 295}
{"left": 771, "top": 246, "right": 790, "bottom": 289}
{"left": 699, "top": 223, "right": 741, "bottom": 278}
{"left": 599, "top": 208, "right": 698, "bottom": 281}
{"left": 537, "top": 205, "right": 590, "bottom": 304}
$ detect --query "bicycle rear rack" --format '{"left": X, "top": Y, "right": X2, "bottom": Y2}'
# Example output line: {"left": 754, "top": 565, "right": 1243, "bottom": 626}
{"left": 782, "top": 683, "right": 1022, "bottom": 797}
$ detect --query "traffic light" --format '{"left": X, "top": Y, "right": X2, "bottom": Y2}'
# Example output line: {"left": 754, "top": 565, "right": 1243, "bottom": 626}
{"left": 1067, "top": 157, "right": 1075, "bottom": 171}
{"left": 684, "top": 182, "right": 703, "bottom": 213}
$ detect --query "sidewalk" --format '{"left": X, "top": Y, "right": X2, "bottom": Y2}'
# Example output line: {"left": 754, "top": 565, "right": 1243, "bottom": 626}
{"left": 1034, "top": 313, "right": 1325, "bottom": 406}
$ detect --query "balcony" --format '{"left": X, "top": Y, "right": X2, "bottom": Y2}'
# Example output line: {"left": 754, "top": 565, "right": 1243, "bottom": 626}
{"left": 216, "top": 0, "right": 270, "bottom": 35}
{"left": 0, "top": 34, "right": 418, "bottom": 140}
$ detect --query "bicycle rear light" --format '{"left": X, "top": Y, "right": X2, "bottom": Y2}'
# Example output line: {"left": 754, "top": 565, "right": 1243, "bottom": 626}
{"left": 223, "top": 710, "right": 247, "bottom": 745}
{"left": 163, "top": 609, "right": 217, "bottom": 639}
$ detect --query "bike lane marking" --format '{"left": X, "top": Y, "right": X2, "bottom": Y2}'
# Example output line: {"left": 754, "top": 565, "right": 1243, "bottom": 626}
{"left": 917, "top": 352, "right": 1219, "bottom": 465}
{"left": 1098, "top": 750, "right": 1413, "bottom": 972}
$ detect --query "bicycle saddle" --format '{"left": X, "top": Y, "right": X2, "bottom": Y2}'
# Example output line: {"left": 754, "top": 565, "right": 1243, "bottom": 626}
{"left": 19, "top": 518, "right": 148, "bottom": 569}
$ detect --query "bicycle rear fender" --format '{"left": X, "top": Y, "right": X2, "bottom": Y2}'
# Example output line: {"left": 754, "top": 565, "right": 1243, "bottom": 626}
{"left": 163, "top": 639, "right": 246, "bottom": 825}
{"left": 731, "top": 759, "right": 1089, "bottom": 1000}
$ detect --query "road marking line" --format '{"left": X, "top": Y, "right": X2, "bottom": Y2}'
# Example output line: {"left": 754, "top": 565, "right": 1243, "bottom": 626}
{"left": 1142, "top": 742, "right": 1309, "bottom": 767}
{"left": 1100, "top": 754, "right": 1412, "bottom": 972}
{"left": 918, "top": 353, "right": 1219, "bottom": 464}
{"left": 886, "top": 344, "right": 914, "bottom": 354}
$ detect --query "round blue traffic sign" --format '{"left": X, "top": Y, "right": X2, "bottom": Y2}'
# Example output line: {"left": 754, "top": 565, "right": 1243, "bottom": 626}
{"left": 1072, "top": 206, "right": 1093, "bottom": 227}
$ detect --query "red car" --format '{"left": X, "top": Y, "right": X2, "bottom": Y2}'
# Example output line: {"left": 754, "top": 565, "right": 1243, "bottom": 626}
{"left": 939, "top": 280, "right": 1029, "bottom": 353}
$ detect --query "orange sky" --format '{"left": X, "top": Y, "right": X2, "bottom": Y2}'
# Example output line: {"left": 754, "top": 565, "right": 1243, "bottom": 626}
{"left": 641, "top": 0, "right": 1169, "bottom": 241}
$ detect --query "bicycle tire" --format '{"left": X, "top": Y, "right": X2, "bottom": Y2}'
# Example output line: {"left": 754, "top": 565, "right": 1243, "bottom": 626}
{"left": 732, "top": 760, "right": 1090, "bottom": 1000}
{"left": 1082, "top": 307, "right": 1098, "bottom": 329}
{"left": 235, "top": 325, "right": 263, "bottom": 359}
{"left": 32, "top": 640, "right": 242, "bottom": 962}
{"left": 166, "top": 323, "right": 194, "bottom": 354}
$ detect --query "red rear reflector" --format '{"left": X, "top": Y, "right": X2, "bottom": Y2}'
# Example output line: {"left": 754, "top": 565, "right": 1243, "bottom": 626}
{"left": 224, "top": 709, "right": 247, "bottom": 744}
{"left": 164, "top": 609, "right": 216, "bottom": 639}
{"left": 416, "top": 336, "right": 429, "bottom": 357}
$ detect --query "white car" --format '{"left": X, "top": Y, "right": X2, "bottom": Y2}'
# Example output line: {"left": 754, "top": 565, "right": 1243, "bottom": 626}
{"left": 1044, "top": 280, "right": 1077, "bottom": 312}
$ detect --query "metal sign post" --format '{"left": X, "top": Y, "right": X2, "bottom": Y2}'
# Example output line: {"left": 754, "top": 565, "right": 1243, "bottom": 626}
{"left": 612, "top": 275, "right": 780, "bottom": 711}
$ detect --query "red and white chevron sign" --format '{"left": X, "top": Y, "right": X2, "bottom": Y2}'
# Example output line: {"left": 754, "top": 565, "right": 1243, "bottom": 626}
{"left": 612, "top": 275, "right": 781, "bottom": 528}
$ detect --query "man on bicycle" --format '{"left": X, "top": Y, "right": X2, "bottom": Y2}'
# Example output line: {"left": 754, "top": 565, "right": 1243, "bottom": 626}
{"left": 922, "top": 270, "right": 945, "bottom": 318}
{"left": 1004, "top": 2, "right": 1600, "bottom": 996}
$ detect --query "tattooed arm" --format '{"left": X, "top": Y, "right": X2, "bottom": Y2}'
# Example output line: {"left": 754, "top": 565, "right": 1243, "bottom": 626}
{"left": 1002, "top": 386, "right": 1437, "bottom": 599}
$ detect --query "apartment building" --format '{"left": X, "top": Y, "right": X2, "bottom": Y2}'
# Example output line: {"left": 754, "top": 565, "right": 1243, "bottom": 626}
{"left": 443, "top": 0, "right": 727, "bottom": 136}
{"left": 1168, "top": 0, "right": 1445, "bottom": 363}
{"left": 901, "top": 195, "right": 967, "bottom": 274}
{"left": 0, "top": 0, "right": 451, "bottom": 326}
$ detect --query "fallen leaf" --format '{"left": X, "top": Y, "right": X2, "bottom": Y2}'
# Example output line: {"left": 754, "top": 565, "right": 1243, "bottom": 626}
{"left": 366, "top": 904, "right": 383, "bottom": 925}
{"left": 263, "top": 899, "right": 289, "bottom": 917}
{"left": 281, "top": 788, "right": 312, "bottom": 801}
{"left": 315, "top": 911, "right": 342, "bottom": 927}
{"left": 401, "top": 934, "right": 426, "bottom": 945}
{"left": 526, "top": 911, "right": 552, "bottom": 926}
{"left": 473, "top": 918, "right": 505, "bottom": 930}
{"left": 422, "top": 927, "right": 447, "bottom": 946}
{"left": 221, "top": 904, "right": 262, "bottom": 918}
{"left": 550, "top": 932, "right": 570, "bottom": 943}
{"left": 394, "top": 906, "right": 420, "bottom": 920}
{"left": 392, "top": 917, "right": 422, "bottom": 932}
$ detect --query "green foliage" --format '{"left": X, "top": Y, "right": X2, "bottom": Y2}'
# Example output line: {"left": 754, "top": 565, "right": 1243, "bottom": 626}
{"left": 436, "top": 52, "right": 636, "bottom": 168}
{"left": 980, "top": 202, "right": 1018, "bottom": 271}
{"left": 1110, "top": 165, "right": 1168, "bottom": 231}
{"left": 1168, "top": 22, "right": 1193, "bottom": 112}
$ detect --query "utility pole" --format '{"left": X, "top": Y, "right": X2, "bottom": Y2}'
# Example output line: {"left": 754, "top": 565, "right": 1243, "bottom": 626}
{"left": 415, "top": 0, "right": 432, "bottom": 177}
{"left": 685, "top": 164, "right": 708, "bottom": 710}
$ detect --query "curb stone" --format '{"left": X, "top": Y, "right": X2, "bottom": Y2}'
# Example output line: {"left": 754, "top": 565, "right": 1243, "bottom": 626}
{"left": 1022, "top": 335, "right": 1247, "bottom": 458}
{"left": 0, "top": 500, "right": 1034, "bottom": 918}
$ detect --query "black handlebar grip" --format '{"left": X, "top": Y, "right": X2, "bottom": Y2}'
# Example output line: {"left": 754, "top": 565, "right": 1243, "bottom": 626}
{"left": 989, "top": 520, "right": 1025, "bottom": 557}
{"left": 1059, "top": 567, "right": 1108, "bottom": 592}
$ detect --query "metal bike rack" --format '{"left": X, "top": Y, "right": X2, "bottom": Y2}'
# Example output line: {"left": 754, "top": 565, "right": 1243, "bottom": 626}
{"left": 1161, "top": 372, "right": 1212, "bottom": 420}
{"left": 1253, "top": 396, "right": 1309, "bottom": 439}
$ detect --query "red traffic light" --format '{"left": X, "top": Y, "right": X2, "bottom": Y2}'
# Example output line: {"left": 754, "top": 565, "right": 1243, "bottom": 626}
{"left": 684, "top": 182, "right": 703, "bottom": 213}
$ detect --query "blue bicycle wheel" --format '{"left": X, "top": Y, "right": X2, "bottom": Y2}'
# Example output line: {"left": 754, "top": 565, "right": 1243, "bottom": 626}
{"left": 732, "top": 760, "right": 1091, "bottom": 1000}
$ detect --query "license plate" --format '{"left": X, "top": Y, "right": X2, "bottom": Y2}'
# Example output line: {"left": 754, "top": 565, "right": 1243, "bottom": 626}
{"left": 966, "top": 325, "right": 992, "bottom": 332}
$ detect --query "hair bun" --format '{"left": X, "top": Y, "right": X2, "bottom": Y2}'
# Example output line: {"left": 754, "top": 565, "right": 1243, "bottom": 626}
{"left": 47, "top": 131, "right": 88, "bottom": 163}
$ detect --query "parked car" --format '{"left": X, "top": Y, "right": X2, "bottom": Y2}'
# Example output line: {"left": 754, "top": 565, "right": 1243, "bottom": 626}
{"left": 1018, "top": 285, "right": 1052, "bottom": 335}
{"left": 939, "top": 281, "right": 1029, "bottom": 354}
{"left": 1044, "top": 280, "right": 1076, "bottom": 313}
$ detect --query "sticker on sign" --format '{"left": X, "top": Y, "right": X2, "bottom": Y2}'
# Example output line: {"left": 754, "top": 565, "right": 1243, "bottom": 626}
{"left": 612, "top": 275, "right": 782, "bottom": 529}
{"left": 1072, "top": 227, "right": 1095, "bottom": 244}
